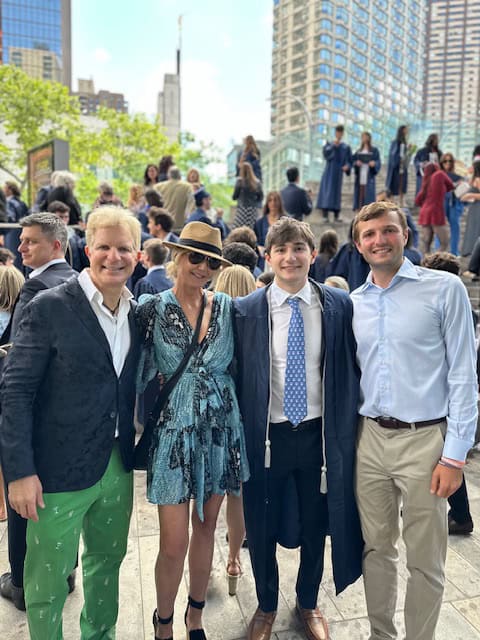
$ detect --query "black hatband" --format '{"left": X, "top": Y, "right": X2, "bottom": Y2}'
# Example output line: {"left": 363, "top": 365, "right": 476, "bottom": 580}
{"left": 178, "top": 238, "right": 222, "bottom": 256}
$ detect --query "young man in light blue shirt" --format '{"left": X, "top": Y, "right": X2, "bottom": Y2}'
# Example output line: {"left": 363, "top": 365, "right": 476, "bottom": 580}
{"left": 351, "top": 201, "right": 477, "bottom": 640}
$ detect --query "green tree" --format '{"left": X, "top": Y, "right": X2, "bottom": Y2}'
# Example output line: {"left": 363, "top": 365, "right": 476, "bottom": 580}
{"left": 70, "top": 107, "right": 180, "bottom": 205}
{"left": 0, "top": 66, "right": 80, "bottom": 182}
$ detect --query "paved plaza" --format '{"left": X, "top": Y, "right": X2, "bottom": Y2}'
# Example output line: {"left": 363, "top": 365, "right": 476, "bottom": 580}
{"left": 1, "top": 450, "right": 480, "bottom": 639}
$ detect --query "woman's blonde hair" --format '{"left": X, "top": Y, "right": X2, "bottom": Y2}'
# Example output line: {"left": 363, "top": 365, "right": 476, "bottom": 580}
{"left": 0, "top": 266, "right": 25, "bottom": 312}
{"left": 127, "top": 183, "right": 144, "bottom": 208}
{"left": 214, "top": 265, "right": 256, "bottom": 298}
{"left": 166, "top": 248, "right": 184, "bottom": 281}
{"left": 324, "top": 275, "right": 350, "bottom": 292}
{"left": 239, "top": 162, "right": 258, "bottom": 191}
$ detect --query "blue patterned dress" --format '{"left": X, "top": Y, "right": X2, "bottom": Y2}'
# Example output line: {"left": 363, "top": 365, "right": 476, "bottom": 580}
{"left": 136, "top": 290, "right": 249, "bottom": 520}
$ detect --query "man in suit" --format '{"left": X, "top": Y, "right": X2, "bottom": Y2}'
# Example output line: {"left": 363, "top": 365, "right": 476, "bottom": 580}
{"left": 234, "top": 217, "right": 362, "bottom": 640}
{"left": 0, "top": 213, "right": 78, "bottom": 611}
{"left": 47, "top": 200, "right": 90, "bottom": 273}
{"left": 280, "top": 166, "right": 312, "bottom": 221}
{"left": 133, "top": 238, "right": 173, "bottom": 299}
{"left": 155, "top": 166, "right": 194, "bottom": 232}
{"left": 147, "top": 207, "right": 179, "bottom": 244}
{"left": 0, "top": 207, "right": 141, "bottom": 639}
{"left": 11, "top": 212, "right": 78, "bottom": 336}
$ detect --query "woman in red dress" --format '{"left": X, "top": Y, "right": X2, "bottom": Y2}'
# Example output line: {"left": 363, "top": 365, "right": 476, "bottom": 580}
{"left": 415, "top": 163, "right": 454, "bottom": 254}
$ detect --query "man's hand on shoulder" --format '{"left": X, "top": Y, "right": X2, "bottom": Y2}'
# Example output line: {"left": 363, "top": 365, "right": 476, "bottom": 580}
{"left": 8, "top": 475, "right": 45, "bottom": 521}
{"left": 430, "top": 464, "right": 463, "bottom": 499}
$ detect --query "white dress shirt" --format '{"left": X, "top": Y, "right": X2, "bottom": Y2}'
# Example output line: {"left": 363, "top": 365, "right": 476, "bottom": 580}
{"left": 77, "top": 269, "right": 132, "bottom": 378}
{"left": 270, "top": 281, "right": 323, "bottom": 423}
{"left": 29, "top": 258, "right": 67, "bottom": 279}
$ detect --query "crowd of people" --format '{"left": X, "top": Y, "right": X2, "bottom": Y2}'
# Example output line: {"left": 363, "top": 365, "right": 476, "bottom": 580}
{"left": 0, "top": 134, "right": 479, "bottom": 640}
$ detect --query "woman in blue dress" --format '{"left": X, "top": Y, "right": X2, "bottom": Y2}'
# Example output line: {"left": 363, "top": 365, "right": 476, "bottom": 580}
{"left": 136, "top": 222, "right": 249, "bottom": 640}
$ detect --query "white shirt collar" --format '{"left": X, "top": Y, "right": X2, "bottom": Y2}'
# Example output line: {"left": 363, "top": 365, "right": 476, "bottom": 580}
{"left": 270, "top": 279, "right": 312, "bottom": 307}
{"left": 29, "top": 258, "right": 66, "bottom": 279}
{"left": 78, "top": 269, "right": 133, "bottom": 306}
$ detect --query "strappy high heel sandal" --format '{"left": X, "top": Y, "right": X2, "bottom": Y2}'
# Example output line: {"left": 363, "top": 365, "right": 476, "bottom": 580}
{"left": 153, "top": 609, "right": 174, "bottom": 640}
{"left": 184, "top": 595, "right": 207, "bottom": 640}
{"left": 226, "top": 558, "right": 243, "bottom": 596}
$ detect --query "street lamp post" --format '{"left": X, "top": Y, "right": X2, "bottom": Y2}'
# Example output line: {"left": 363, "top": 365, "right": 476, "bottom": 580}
{"left": 270, "top": 92, "right": 315, "bottom": 182}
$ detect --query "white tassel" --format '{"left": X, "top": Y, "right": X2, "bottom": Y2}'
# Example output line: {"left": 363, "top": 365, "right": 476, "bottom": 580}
{"left": 320, "top": 466, "right": 327, "bottom": 494}
{"left": 264, "top": 440, "right": 271, "bottom": 468}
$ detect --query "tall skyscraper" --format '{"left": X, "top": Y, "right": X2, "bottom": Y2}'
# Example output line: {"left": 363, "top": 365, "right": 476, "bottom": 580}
{"left": 270, "top": 0, "right": 426, "bottom": 159}
{"left": 423, "top": 0, "right": 480, "bottom": 162}
{"left": 0, "top": 0, "right": 71, "bottom": 89}
{"left": 157, "top": 73, "right": 181, "bottom": 142}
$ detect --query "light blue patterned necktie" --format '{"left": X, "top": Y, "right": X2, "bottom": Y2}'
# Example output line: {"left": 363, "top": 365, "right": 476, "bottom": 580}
{"left": 284, "top": 297, "right": 307, "bottom": 426}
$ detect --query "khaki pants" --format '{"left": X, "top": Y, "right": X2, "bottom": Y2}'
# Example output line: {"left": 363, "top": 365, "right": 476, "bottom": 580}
{"left": 355, "top": 417, "right": 447, "bottom": 640}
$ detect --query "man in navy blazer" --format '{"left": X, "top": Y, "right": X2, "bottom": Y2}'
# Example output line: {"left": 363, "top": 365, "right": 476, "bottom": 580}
{"left": 9, "top": 213, "right": 78, "bottom": 338}
{"left": 0, "top": 213, "right": 77, "bottom": 611}
{"left": 134, "top": 238, "right": 173, "bottom": 299}
{"left": 280, "top": 167, "right": 312, "bottom": 221}
{"left": 0, "top": 207, "right": 141, "bottom": 639}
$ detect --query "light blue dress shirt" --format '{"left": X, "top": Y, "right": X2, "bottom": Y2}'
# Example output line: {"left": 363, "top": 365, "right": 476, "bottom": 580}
{"left": 351, "top": 258, "right": 478, "bottom": 461}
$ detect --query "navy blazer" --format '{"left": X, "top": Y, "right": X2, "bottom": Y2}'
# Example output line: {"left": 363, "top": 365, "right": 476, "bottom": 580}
{"left": 10, "top": 262, "right": 78, "bottom": 339}
{"left": 134, "top": 268, "right": 173, "bottom": 300}
{"left": 0, "top": 277, "right": 140, "bottom": 492}
{"left": 280, "top": 183, "right": 312, "bottom": 220}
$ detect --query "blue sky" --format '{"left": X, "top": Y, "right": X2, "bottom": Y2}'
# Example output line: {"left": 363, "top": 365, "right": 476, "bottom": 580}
{"left": 72, "top": 0, "right": 273, "bottom": 156}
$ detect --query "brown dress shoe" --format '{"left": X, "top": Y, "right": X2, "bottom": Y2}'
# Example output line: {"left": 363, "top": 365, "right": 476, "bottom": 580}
{"left": 247, "top": 607, "right": 276, "bottom": 640}
{"left": 296, "top": 600, "right": 329, "bottom": 640}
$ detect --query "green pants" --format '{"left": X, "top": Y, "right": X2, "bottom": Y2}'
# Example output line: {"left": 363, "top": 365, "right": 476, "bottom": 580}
{"left": 24, "top": 445, "right": 133, "bottom": 640}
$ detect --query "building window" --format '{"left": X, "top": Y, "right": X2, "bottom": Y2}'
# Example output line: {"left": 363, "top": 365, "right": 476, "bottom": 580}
{"left": 321, "top": 1, "right": 333, "bottom": 15}
{"left": 318, "top": 64, "right": 331, "bottom": 75}
{"left": 319, "top": 34, "right": 332, "bottom": 45}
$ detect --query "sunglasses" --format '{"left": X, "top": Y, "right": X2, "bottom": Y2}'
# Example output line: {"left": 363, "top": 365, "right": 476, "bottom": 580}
{"left": 442, "top": 159, "right": 454, "bottom": 164}
{"left": 187, "top": 251, "right": 222, "bottom": 271}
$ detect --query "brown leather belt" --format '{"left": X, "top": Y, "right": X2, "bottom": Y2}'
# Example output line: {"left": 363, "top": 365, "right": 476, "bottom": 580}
{"left": 371, "top": 416, "right": 446, "bottom": 430}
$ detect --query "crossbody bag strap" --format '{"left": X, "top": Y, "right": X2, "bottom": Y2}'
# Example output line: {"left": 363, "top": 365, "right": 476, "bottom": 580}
{"left": 149, "top": 290, "right": 207, "bottom": 423}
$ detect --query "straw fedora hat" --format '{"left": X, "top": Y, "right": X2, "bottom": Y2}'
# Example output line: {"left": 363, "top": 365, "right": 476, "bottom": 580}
{"left": 162, "top": 221, "right": 232, "bottom": 265}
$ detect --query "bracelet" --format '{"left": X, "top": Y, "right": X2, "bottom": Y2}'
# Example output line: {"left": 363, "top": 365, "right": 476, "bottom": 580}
{"left": 441, "top": 456, "right": 465, "bottom": 468}
{"left": 438, "top": 459, "right": 463, "bottom": 470}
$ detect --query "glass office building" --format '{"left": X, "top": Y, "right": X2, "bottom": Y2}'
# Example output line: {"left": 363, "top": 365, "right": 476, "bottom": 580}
{"left": 270, "top": 0, "right": 427, "bottom": 159}
{"left": 0, "top": 0, "right": 71, "bottom": 88}
{"left": 423, "top": 0, "right": 480, "bottom": 162}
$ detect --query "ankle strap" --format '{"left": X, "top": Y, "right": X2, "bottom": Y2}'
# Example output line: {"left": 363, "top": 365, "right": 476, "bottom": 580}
{"left": 188, "top": 596, "right": 205, "bottom": 610}
{"left": 154, "top": 609, "right": 174, "bottom": 625}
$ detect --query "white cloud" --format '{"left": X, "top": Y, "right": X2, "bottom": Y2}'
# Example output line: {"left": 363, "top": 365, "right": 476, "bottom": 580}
{"left": 93, "top": 48, "right": 112, "bottom": 64}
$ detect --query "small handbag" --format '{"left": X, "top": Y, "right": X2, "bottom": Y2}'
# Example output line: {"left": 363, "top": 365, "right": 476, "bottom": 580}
{"left": 454, "top": 181, "right": 471, "bottom": 200}
{"left": 133, "top": 292, "right": 206, "bottom": 471}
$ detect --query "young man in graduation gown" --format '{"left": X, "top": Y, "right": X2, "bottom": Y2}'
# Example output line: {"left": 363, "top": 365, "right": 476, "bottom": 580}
{"left": 233, "top": 217, "right": 362, "bottom": 640}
